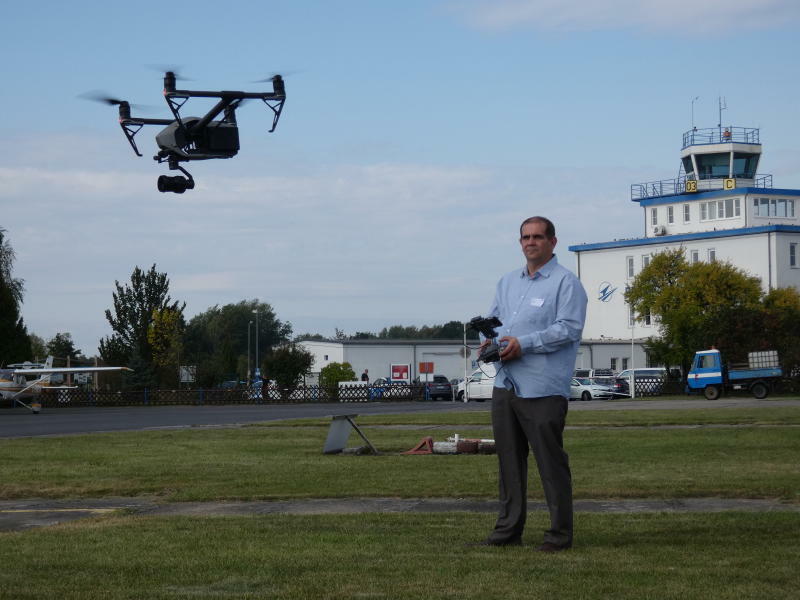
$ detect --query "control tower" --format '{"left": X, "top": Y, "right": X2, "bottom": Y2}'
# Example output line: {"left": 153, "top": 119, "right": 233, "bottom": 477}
{"left": 632, "top": 126, "right": 772, "bottom": 200}
{"left": 568, "top": 123, "right": 800, "bottom": 363}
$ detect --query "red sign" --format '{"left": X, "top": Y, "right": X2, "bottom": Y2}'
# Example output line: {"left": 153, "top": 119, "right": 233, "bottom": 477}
{"left": 391, "top": 364, "right": 410, "bottom": 382}
{"left": 419, "top": 362, "right": 434, "bottom": 374}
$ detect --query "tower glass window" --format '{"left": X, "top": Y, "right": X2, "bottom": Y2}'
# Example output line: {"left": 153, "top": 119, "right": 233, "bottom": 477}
{"left": 694, "top": 153, "right": 730, "bottom": 179}
{"left": 732, "top": 153, "right": 758, "bottom": 178}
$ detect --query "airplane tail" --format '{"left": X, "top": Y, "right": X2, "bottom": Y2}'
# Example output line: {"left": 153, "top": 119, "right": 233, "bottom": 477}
{"left": 42, "top": 356, "right": 54, "bottom": 384}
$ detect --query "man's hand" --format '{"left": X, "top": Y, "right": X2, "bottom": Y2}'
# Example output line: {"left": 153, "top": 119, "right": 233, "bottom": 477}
{"left": 498, "top": 336, "right": 522, "bottom": 361}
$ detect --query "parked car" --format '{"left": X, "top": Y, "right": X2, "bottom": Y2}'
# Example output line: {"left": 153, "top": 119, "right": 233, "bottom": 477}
{"left": 455, "top": 364, "right": 496, "bottom": 402}
{"left": 614, "top": 368, "right": 667, "bottom": 396}
{"left": 369, "top": 377, "right": 412, "bottom": 400}
{"left": 417, "top": 374, "right": 453, "bottom": 401}
{"left": 569, "top": 377, "right": 614, "bottom": 401}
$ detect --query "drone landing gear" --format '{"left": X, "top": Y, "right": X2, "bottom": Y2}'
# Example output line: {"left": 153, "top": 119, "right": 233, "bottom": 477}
{"left": 157, "top": 161, "right": 195, "bottom": 194}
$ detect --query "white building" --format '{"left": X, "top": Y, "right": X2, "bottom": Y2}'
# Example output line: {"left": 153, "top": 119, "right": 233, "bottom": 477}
{"left": 298, "top": 339, "right": 473, "bottom": 383}
{"left": 569, "top": 125, "right": 800, "bottom": 367}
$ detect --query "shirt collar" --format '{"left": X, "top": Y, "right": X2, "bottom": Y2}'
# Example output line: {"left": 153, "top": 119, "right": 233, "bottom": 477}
{"left": 520, "top": 253, "right": 559, "bottom": 280}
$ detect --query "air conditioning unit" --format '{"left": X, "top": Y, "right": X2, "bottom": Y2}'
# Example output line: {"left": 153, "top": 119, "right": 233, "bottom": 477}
{"left": 653, "top": 225, "right": 667, "bottom": 236}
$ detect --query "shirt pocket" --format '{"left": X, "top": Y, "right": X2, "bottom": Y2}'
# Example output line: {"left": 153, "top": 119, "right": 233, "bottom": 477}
{"left": 521, "top": 296, "right": 555, "bottom": 330}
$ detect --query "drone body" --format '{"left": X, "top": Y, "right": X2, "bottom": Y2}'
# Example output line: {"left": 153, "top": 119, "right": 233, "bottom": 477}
{"left": 101, "top": 71, "right": 286, "bottom": 193}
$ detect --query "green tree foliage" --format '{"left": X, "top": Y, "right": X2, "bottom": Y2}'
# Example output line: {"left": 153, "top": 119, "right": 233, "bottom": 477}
{"left": 99, "top": 264, "right": 185, "bottom": 388}
{"left": 376, "top": 321, "right": 477, "bottom": 340}
{"left": 147, "top": 308, "right": 185, "bottom": 388}
{"left": 626, "top": 249, "right": 764, "bottom": 375}
{"left": 762, "top": 287, "right": 800, "bottom": 375}
{"left": 28, "top": 333, "right": 47, "bottom": 361}
{"left": 46, "top": 332, "right": 84, "bottom": 362}
{"left": 263, "top": 344, "right": 315, "bottom": 397}
{"left": 294, "top": 333, "right": 325, "bottom": 342}
{"left": 183, "top": 300, "right": 292, "bottom": 388}
{"left": 318, "top": 362, "right": 356, "bottom": 400}
{"left": 0, "top": 228, "right": 32, "bottom": 364}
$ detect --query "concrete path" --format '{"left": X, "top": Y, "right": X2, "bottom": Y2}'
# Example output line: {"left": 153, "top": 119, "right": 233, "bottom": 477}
{"left": 1, "top": 497, "right": 798, "bottom": 532}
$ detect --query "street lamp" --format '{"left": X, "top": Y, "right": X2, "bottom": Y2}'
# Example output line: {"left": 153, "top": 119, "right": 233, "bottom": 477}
{"left": 252, "top": 309, "right": 259, "bottom": 380}
{"left": 247, "top": 320, "right": 253, "bottom": 384}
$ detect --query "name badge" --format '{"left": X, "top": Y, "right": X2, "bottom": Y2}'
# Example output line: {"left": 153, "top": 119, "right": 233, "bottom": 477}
{"left": 530, "top": 298, "right": 545, "bottom": 307}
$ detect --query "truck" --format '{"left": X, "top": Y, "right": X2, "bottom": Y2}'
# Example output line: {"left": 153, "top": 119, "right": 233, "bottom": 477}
{"left": 686, "top": 349, "right": 782, "bottom": 400}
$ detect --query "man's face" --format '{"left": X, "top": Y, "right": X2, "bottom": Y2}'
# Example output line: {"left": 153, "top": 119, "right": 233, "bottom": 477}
{"left": 519, "top": 221, "right": 557, "bottom": 265}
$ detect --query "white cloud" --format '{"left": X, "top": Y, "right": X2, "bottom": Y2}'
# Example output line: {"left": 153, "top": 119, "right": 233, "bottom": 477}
{"left": 451, "top": 0, "right": 800, "bottom": 33}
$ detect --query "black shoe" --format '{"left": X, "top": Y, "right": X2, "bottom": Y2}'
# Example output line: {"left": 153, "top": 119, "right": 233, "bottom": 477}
{"left": 466, "top": 537, "right": 522, "bottom": 547}
{"left": 536, "top": 541, "right": 571, "bottom": 553}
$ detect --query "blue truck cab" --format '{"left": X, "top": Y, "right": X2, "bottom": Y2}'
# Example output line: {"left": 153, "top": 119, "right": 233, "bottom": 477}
{"left": 687, "top": 349, "right": 782, "bottom": 400}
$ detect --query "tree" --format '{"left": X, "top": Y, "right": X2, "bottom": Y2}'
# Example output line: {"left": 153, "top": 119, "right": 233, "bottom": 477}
{"left": 762, "top": 287, "right": 800, "bottom": 376}
{"left": 99, "top": 264, "right": 185, "bottom": 388}
{"left": 263, "top": 344, "right": 314, "bottom": 398}
{"left": 183, "top": 299, "right": 292, "bottom": 388}
{"left": 319, "top": 362, "right": 356, "bottom": 400}
{"left": 0, "top": 228, "right": 32, "bottom": 364}
{"left": 46, "top": 333, "right": 83, "bottom": 362}
{"left": 147, "top": 308, "right": 185, "bottom": 388}
{"left": 28, "top": 333, "right": 47, "bottom": 361}
{"left": 625, "top": 249, "right": 764, "bottom": 376}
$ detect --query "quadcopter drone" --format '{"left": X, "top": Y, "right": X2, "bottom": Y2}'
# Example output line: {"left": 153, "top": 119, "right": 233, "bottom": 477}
{"left": 92, "top": 71, "right": 286, "bottom": 193}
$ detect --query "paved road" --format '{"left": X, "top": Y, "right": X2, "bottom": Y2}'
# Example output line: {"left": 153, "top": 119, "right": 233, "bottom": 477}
{"left": 1, "top": 397, "right": 798, "bottom": 439}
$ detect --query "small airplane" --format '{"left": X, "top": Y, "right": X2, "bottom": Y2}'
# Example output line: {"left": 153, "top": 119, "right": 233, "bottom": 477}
{"left": 0, "top": 357, "right": 131, "bottom": 414}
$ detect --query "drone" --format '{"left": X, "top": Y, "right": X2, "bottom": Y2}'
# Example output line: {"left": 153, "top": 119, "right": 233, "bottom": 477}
{"left": 89, "top": 71, "right": 286, "bottom": 193}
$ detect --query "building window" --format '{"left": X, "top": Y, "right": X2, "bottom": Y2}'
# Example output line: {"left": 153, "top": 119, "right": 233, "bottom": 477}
{"left": 323, "top": 355, "right": 329, "bottom": 361}
{"left": 667, "top": 206, "right": 674, "bottom": 224}
{"left": 622, "top": 357, "right": 629, "bottom": 370}
{"left": 791, "top": 243, "right": 798, "bottom": 268}
{"left": 708, "top": 248, "right": 716, "bottom": 262}
{"left": 643, "top": 309, "right": 652, "bottom": 326}
{"left": 755, "top": 197, "right": 795, "bottom": 218}
{"left": 700, "top": 198, "right": 740, "bottom": 221}
{"left": 683, "top": 204, "right": 690, "bottom": 223}
{"left": 691, "top": 249, "right": 700, "bottom": 263}
{"left": 628, "top": 305, "right": 635, "bottom": 327}
{"left": 626, "top": 256, "right": 634, "bottom": 278}
{"left": 651, "top": 208, "right": 658, "bottom": 226}
{"left": 610, "top": 357, "right": 618, "bottom": 371}
{"left": 642, "top": 255, "right": 651, "bottom": 269}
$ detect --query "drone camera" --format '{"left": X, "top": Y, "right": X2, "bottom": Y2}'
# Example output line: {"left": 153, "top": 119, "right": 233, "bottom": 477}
{"left": 157, "top": 175, "right": 194, "bottom": 194}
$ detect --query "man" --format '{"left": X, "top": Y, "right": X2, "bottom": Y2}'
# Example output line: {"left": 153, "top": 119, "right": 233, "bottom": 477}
{"left": 361, "top": 369, "right": 369, "bottom": 382}
{"left": 475, "top": 216, "right": 587, "bottom": 552}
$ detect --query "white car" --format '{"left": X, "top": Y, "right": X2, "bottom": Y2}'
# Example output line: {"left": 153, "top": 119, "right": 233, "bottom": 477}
{"left": 569, "top": 377, "right": 614, "bottom": 401}
{"left": 456, "top": 364, "right": 496, "bottom": 402}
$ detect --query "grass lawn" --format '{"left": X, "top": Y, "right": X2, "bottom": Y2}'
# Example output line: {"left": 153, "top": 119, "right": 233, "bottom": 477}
{"left": 1, "top": 405, "right": 798, "bottom": 598}
{"left": 1, "top": 512, "right": 798, "bottom": 599}
{"left": 0, "top": 408, "right": 798, "bottom": 502}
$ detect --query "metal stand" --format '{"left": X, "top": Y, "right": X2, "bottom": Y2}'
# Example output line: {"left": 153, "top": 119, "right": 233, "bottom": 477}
{"left": 323, "top": 414, "right": 378, "bottom": 454}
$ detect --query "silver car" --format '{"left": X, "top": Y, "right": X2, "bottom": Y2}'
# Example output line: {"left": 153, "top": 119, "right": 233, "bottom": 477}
{"left": 569, "top": 377, "right": 614, "bottom": 401}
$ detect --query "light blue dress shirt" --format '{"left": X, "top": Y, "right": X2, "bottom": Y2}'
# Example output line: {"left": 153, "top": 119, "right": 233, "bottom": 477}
{"left": 488, "top": 254, "right": 587, "bottom": 399}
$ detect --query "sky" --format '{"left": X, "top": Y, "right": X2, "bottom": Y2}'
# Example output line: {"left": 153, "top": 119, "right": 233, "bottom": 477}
{"left": 2, "top": 0, "right": 800, "bottom": 356}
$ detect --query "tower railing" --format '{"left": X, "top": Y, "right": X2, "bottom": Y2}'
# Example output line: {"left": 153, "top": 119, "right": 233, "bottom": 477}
{"left": 631, "top": 173, "right": 773, "bottom": 201}
{"left": 682, "top": 126, "right": 760, "bottom": 149}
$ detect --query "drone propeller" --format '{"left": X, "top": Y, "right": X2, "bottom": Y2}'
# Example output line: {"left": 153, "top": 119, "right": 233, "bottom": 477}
{"left": 146, "top": 64, "right": 194, "bottom": 81}
{"left": 252, "top": 71, "right": 297, "bottom": 83}
{"left": 78, "top": 91, "right": 158, "bottom": 114}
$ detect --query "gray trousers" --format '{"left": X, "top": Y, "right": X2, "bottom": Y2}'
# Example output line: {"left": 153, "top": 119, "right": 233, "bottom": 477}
{"left": 488, "top": 387, "right": 573, "bottom": 547}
